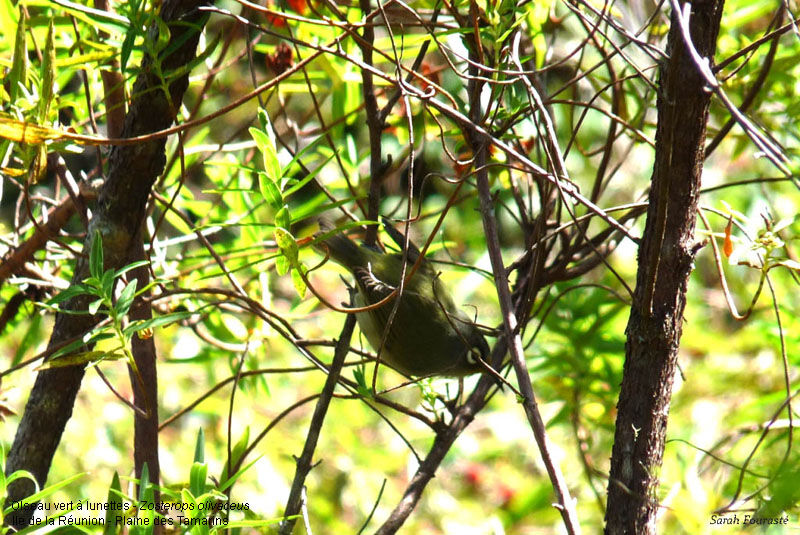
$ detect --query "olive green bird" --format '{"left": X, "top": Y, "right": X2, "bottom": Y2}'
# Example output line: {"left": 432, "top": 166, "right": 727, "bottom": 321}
{"left": 315, "top": 221, "right": 489, "bottom": 377}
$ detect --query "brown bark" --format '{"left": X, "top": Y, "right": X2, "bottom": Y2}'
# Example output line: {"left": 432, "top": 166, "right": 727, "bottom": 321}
{"left": 4, "top": 1, "right": 210, "bottom": 528}
{"left": 128, "top": 232, "right": 161, "bottom": 510}
{"left": 604, "top": 1, "right": 725, "bottom": 534}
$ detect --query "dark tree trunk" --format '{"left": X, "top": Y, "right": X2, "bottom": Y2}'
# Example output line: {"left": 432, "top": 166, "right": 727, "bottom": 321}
{"left": 128, "top": 232, "right": 161, "bottom": 507}
{"left": 604, "top": 1, "right": 725, "bottom": 534}
{"left": 4, "top": 1, "right": 210, "bottom": 528}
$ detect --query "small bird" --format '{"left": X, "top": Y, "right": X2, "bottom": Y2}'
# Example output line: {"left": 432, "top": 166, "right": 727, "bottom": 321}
{"left": 315, "top": 221, "right": 489, "bottom": 377}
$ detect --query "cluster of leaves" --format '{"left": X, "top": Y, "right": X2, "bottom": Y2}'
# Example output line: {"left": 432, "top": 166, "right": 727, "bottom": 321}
{"left": 41, "top": 231, "right": 187, "bottom": 371}
{"left": 0, "top": 431, "right": 276, "bottom": 534}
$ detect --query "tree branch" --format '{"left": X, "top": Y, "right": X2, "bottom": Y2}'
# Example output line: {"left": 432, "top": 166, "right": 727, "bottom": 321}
{"left": 604, "top": 1, "right": 725, "bottom": 533}
{"left": 4, "top": 1, "right": 210, "bottom": 527}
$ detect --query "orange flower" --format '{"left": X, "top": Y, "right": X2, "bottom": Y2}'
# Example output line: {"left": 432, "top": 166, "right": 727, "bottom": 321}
{"left": 723, "top": 216, "right": 733, "bottom": 257}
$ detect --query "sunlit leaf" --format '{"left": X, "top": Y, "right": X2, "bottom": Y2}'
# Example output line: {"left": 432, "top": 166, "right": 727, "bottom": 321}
{"left": 0, "top": 116, "right": 103, "bottom": 145}
{"left": 115, "top": 280, "right": 138, "bottom": 316}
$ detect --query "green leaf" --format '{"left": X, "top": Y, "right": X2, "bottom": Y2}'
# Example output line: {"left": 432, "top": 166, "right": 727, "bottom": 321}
{"left": 251, "top": 109, "right": 283, "bottom": 186}
{"left": 353, "top": 365, "right": 373, "bottom": 397}
{"left": 2, "top": 467, "right": 35, "bottom": 504}
{"left": 250, "top": 124, "right": 267, "bottom": 149}
{"left": 46, "top": 330, "right": 115, "bottom": 362}
{"left": 138, "top": 463, "right": 150, "bottom": 502}
{"left": 2, "top": 472, "right": 85, "bottom": 517}
{"left": 133, "top": 463, "right": 154, "bottom": 535}
{"left": 275, "top": 206, "right": 292, "bottom": 234}
{"left": 103, "top": 472, "right": 123, "bottom": 535}
{"left": 37, "top": 350, "right": 123, "bottom": 370}
{"left": 122, "top": 310, "right": 193, "bottom": 337}
{"left": 84, "top": 330, "right": 116, "bottom": 345}
{"left": 250, "top": 127, "right": 281, "bottom": 182}
{"left": 257, "top": 107, "right": 271, "bottom": 133}
{"left": 46, "top": 338, "right": 85, "bottom": 362}
{"left": 88, "top": 297, "right": 105, "bottom": 315}
{"left": 87, "top": 297, "right": 105, "bottom": 316}
{"left": 83, "top": 276, "right": 102, "bottom": 289}
{"left": 283, "top": 153, "right": 336, "bottom": 198}
{"left": 113, "top": 260, "right": 150, "bottom": 279}
{"left": 153, "top": 14, "right": 171, "bottom": 56}
{"left": 189, "top": 462, "right": 207, "bottom": 497}
{"left": 220, "top": 428, "right": 250, "bottom": 485}
{"left": 218, "top": 455, "right": 263, "bottom": 493}
{"left": 47, "top": 284, "right": 91, "bottom": 305}
{"left": 8, "top": 6, "right": 27, "bottom": 103}
{"left": 258, "top": 171, "right": 283, "bottom": 209}
{"left": 119, "top": 20, "right": 137, "bottom": 73}
{"left": 115, "top": 280, "right": 138, "bottom": 316}
{"left": 180, "top": 487, "right": 197, "bottom": 511}
{"left": 50, "top": 0, "right": 130, "bottom": 31}
{"left": 194, "top": 428, "right": 205, "bottom": 463}
{"left": 37, "top": 19, "right": 55, "bottom": 125}
{"left": 274, "top": 227, "right": 299, "bottom": 265}
{"left": 291, "top": 266, "right": 307, "bottom": 298}
{"left": 275, "top": 255, "right": 289, "bottom": 276}
{"left": 291, "top": 195, "right": 363, "bottom": 224}
{"left": 101, "top": 269, "right": 116, "bottom": 298}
